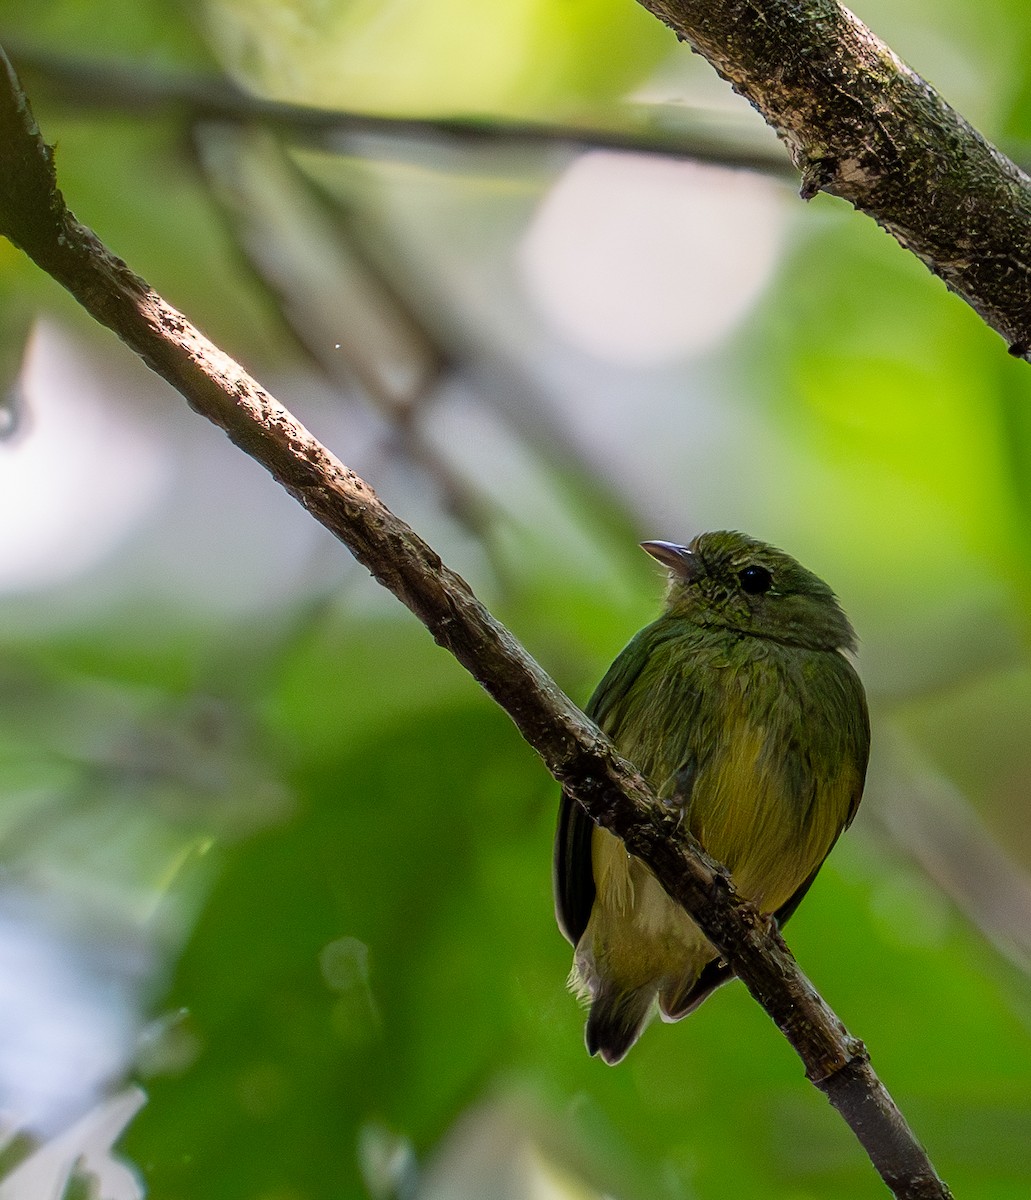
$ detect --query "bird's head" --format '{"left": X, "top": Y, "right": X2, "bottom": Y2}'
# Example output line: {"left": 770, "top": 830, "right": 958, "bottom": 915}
{"left": 642, "top": 531, "right": 857, "bottom": 653}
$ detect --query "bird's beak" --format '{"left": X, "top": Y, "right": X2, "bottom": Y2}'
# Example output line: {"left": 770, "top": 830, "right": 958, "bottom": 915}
{"left": 640, "top": 540, "right": 700, "bottom": 581}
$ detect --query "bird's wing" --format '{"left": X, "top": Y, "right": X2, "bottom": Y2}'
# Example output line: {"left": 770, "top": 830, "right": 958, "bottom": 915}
{"left": 553, "top": 627, "right": 660, "bottom": 946}
{"left": 554, "top": 789, "right": 595, "bottom": 945}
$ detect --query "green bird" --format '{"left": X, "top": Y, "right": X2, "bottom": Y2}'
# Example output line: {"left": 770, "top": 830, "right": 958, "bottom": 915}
{"left": 554, "top": 531, "right": 870, "bottom": 1064}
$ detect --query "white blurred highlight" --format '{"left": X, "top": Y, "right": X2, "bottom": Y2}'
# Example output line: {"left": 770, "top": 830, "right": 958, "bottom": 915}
{"left": 0, "top": 321, "right": 169, "bottom": 593}
{"left": 0, "top": 1088, "right": 144, "bottom": 1200}
{"left": 519, "top": 153, "right": 786, "bottom": 365}
{"left": 416, "top": 1100, "right": 609, "bottom": 1200}
{"left": 0, "top": 901, "right": 145, "bottom": 1134}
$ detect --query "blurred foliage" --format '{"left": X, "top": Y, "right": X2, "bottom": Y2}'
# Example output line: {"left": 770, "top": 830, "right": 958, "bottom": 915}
{"left": 204, "top": 0, "right": 671, "bottom": 116}
{"left": 2, "top": 0, "right": 1031, "bottom": 1199}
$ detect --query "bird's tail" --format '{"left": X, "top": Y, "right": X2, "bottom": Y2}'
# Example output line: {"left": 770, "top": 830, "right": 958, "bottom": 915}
{"left": 585, "top": 984, "right": 655, "bottom": 1065}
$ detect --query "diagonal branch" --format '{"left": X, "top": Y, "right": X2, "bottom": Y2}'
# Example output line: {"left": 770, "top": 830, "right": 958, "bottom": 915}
{"left": 634, "top": 0, "right": 1031, "bottom": 359}
{"left": 0, "top": 45, "right": 949, "bottom": 1200}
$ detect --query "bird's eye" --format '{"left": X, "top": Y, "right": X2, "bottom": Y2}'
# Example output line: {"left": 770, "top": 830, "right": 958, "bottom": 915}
{"left": 738, "top": 565, "right": 773, "bottom": 595}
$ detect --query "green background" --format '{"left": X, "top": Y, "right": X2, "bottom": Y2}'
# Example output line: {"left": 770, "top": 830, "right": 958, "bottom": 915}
{"left": 0, "top": 0, "right": 1030, "bottom": 1196}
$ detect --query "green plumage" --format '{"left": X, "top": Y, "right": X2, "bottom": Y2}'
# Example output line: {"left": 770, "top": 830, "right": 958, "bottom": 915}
{"left": 554, "top": 531, "right": 869, "bottom": 1064}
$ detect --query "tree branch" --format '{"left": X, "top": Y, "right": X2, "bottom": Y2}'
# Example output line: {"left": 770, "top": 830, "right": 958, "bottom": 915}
{"left": 4, "top": 40, "right": 792, "bottom": 178}
{"left": 634, "top": 0, "right": 1031, "bottom": 359}
{"left": 0, "top": 45, "right": 950, "bottom": 1199}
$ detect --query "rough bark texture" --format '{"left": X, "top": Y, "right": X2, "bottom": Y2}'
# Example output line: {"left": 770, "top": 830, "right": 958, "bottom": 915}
{"left": 637, "top": 0, "right": 1031, "bottom": 358}
{"left": 0, "top": 44, "right": 951, "bottom": 1200}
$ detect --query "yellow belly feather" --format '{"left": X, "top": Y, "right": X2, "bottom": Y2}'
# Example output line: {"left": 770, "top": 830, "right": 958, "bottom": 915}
{"left": 573, "top": 713, "right": 858, "bottom": 1021}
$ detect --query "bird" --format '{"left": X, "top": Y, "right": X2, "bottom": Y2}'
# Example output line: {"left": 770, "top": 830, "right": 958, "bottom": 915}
{"left": 554, "top": 531, "right": 870, "bottom": 1065}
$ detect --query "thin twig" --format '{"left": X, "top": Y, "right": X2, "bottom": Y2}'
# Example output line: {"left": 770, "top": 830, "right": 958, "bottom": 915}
{"left": 4, "top": 40, "right": 792, "bottom": 177}
{"left": 872, "top": 726, "right": 1031, "bottom": 977}
{"left": 0, "top": 45, "right": 950, "bottom": 1199}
